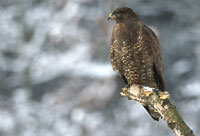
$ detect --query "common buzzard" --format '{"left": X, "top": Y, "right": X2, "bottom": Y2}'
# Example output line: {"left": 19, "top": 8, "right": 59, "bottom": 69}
{"left": 108, "top": 7, "right": 165, "bottom": 121}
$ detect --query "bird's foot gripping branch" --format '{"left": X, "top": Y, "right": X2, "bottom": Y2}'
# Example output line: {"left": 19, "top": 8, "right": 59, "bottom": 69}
{"left": 121, "top": 85, "right": 170, "bottom": 105}
{"left": 120, "top": 84, "right": 195, "bottom": 136}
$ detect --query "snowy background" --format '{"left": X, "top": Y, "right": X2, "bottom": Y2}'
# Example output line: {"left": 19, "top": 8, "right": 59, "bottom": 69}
{"left": 0, "top": 0, "right": 200, "bottom": 136}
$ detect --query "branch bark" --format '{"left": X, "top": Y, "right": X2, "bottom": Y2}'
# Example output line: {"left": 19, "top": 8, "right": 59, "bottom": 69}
{"left": 120, "top": 84, "right": 195, "bottom": 136}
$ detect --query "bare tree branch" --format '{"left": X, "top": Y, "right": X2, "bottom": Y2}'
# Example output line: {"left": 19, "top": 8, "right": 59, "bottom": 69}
{"left": 120, "top": 84, "right": 195, "bottom": 136}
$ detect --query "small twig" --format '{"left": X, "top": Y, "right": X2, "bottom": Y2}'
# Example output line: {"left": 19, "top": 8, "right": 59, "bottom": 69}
{"left": 120, "top": 84, "right": 195, "bottom": 136}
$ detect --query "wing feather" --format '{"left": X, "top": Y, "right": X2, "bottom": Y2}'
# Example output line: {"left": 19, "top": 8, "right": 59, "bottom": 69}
{"left": 143, "top": 25, "right": 165, "bottom": 90}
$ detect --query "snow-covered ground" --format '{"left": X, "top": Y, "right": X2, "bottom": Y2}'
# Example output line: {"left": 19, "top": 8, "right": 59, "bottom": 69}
{"left": 0, "top": 0, "right": 200, "bottom": 135}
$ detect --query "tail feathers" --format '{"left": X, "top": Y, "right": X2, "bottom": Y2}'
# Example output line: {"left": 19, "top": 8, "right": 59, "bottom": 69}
{"left": 143, "top": 106, "right": 160, "bottom": 121}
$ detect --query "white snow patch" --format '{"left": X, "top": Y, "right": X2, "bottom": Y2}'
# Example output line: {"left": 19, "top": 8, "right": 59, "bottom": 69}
{"left": 0, "top": 111, "right": 14, "bottom": 132}
{"left": 30, "top": 44, "right": 115, "bottom": 83}
{"left": 143, "top": 86, "right": 154, "bottom": 92}
{"left": 171, "top": 59, "right": 191, "bottom": 75}
{"left": 181, "top": 80, "right": 200, "bottom": 97}
{"left": 71, "top": 108, "right": 86, "bottom": 124}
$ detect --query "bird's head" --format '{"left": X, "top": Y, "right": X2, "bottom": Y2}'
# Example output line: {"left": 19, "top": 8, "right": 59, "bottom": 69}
{"left": 108, "top": 7, "right": 139, "bottom": 22}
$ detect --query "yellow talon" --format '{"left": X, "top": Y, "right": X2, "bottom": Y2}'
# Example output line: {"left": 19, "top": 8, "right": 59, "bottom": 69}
{"left": 142, "top": 91, "right": 153, "bottom": 97}
{"left": 122, "top": 87, "right": 128, "bottom": 91}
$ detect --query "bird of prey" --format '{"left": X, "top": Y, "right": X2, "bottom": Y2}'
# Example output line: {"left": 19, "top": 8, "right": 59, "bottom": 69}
{"left": 108, "top": 7, "right": 165, "bottom": 121}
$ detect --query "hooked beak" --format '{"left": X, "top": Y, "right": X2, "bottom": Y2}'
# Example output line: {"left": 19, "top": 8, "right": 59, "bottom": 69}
{"left": 107, "top": 13, "right": 116, "bottom": 20}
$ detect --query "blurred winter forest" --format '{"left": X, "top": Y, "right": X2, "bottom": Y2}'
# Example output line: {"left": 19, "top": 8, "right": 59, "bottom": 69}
{"left": 0, "top": 0, "right": 200, "bottom": 136}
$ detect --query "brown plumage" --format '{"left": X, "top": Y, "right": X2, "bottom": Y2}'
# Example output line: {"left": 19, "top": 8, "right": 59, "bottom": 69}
{"left": 108, "top": 7, "right": 165, "bottom": 120}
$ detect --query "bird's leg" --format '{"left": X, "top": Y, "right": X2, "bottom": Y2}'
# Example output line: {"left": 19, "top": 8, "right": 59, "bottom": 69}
{"left": 159, "top": 91, "right": 170, "bottom": 99}
{"left": 141, "top": 87, "right": 170, "bottom": 100}
{"left": 122, "top": 86, "right": 128, "bottom": 92}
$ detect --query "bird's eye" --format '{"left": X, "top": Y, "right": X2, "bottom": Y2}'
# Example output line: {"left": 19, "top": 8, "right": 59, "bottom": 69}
{"left": 113, "top": 12, "right": 120, "bottom": 17}
{"left": 114, "top": 11, "right": 124, "bottom": 16}
{"left": 115, "top": 13, "right": 120, "bottom": 16}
